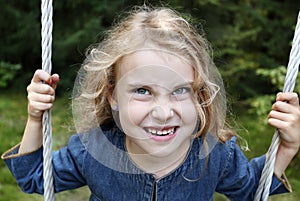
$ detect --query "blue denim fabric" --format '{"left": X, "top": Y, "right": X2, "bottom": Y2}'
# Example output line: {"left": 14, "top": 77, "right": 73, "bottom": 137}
{"left": 3, "top": 123, "right": 288, "bottom": 201}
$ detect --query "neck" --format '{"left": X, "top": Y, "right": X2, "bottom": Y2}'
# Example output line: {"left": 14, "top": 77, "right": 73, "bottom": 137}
{"left": 125, "top": 137, "right": 191, "bottom": 178}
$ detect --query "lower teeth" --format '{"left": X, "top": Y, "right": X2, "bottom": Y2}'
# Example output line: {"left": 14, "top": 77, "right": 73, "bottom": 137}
{"left": 154, "top": 133, "right": 170, "bottom": 136}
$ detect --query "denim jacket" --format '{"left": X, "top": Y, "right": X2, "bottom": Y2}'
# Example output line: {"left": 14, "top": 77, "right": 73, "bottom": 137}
{"left": 2, "top": 123, "right": 291, "bottom": 201}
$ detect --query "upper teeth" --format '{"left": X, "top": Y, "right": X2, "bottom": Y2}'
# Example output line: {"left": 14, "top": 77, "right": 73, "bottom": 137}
{"left": 147, "top": 128, "right": 175, "bottom": 136}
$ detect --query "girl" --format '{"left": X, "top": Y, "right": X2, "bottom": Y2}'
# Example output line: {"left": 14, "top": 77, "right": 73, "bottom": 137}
{"left": 2, "top": 6, "right": 300, "bottom": 201}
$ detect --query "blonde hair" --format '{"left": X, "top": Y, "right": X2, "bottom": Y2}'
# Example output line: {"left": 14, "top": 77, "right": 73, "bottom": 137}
{"left": 72, "top": 6, "right": 232, "bottom": 142}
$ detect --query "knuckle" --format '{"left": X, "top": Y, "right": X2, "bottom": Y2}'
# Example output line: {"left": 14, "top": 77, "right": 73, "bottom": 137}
{"left": 26, "top": 85, "right": 32, "bottom": 93}
{"left": 33, "top": 70, "right": 41, "bottom": 79}
{"left": 47, "top": 95, "right": 54, "bottom": 102}
{"left": 273, "top": 101, "right": 280, "bottom": 109}
{"left": 268, "top": 111, "right": 273, "bottom": 117}
{"left": 27, "top": 94, "right": 33, "bottom": 102}
{"left": 43, "top": 84, "right": 52, "bottom": 94}
{"left": 291, "top": 92, "right": 298, "bottom": 100}
{"left": 35, "top": 69, "right": 43, "bottom": 76}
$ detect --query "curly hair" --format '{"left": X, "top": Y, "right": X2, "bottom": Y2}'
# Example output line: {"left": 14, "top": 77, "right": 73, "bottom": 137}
{"left": 72, "top": 6, "right": 232, "bottom": 142}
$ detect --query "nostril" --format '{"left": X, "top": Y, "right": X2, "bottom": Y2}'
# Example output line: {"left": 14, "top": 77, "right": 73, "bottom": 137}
{"left": 151, "top": 106, "right": 174, "bottom": 120}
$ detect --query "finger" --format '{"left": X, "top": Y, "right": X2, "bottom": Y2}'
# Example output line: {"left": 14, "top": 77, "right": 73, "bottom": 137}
{"left": 28, "top": 92, "right": 55, "bottom": 104}
{"left": 28, "top": 100, "right": 53, "bottom": 113}
{"left": 272, "top": 100, "right": 298, "bottom": 114}
{"left": 268, "top": 109, "right": 300, "bottom": 132}
{"left": 268, "top": 118, "right": 288, "bottom": 130}
{"left": 32, "top": 69, "right": 52, "bottom": 84}
{"left": 27, "top": 82, "right": 55, "bottom": 95}
{"left": 276, "top": 92, "right": 299, "bottom": 106}
{"left": 28, "top": 102, "right": 53, "bottom": 119}
{"left": 268, "top": 110, "right": 293, "bottom": 122}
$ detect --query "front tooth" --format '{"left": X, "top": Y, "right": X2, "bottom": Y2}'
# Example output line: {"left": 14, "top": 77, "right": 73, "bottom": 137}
{"left": 148, "top": 128, "right": 176, "bottom": 135}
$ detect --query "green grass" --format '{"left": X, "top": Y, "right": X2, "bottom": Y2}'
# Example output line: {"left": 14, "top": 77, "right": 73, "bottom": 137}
{"left": 234, "top": 112, "right": 300, "bottom": 200}
{"left": 0, "top": 92, "right": 299, "bottom": 200}
{"left": 0, "top": 92, "right": 89, "bottom": 201}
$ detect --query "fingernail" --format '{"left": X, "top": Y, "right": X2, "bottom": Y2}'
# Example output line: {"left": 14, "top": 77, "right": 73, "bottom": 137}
{"left": 276, "top": 92, "right": 282, "bottom": 101}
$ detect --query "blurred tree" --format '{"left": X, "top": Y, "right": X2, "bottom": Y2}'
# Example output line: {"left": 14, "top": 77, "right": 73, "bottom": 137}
{"left": 0, "top": 0, "right": 299, "bottom": 105}
{"left": 0, "top": 0, "right": 40, "bottom": 90}
{"left": 0, "top": 61, "right": 21, "bottom": 88}
{"left": 188, "top": 0, "right": 300, "bottom": 101}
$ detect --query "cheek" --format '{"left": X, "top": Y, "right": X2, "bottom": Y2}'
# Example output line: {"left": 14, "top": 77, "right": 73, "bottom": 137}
{"left": 179, "top": 100, "right": 198, "bottom": 126}
{"left": 118, "top": 101, "right": 152, "bottom": 140}
{"left": 119, "top": 100, "right": 151, "bottom": 126}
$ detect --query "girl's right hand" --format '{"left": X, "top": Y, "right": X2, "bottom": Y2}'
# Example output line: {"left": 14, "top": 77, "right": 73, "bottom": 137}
{"left": 27, "top": 70, "right": 59, "bottom": 121}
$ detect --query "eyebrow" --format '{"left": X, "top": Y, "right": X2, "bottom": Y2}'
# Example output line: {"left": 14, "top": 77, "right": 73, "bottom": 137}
{"left": 174, "top": 81, "right": 194, "bottom": 88}
{"left": 127, "top": 81, "right": 194, "bottom": 89}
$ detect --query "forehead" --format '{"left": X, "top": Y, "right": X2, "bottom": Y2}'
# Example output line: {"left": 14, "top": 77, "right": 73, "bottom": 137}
{"left": 117, "top": 50, "right": 194, "bottom": 87}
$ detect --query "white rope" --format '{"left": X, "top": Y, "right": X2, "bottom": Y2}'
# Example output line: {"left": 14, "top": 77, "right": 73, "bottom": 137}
{"left": 41, "top": 0, "right": 55, "bottom": 201}
{"left": 254, "top": 11, "right": 300, "bottom": 201}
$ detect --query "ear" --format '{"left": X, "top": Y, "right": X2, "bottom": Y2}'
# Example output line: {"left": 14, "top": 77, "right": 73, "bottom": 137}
{"left": 107, "top": 89, "right": 118, "bottom": 111}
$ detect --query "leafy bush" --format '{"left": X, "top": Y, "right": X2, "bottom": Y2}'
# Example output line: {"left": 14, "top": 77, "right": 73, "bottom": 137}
{"left": 250, "top": 66, "right": 300, "bottom": 117}
{"left": 0, "top": 61, "right": 21, "bottom": 88}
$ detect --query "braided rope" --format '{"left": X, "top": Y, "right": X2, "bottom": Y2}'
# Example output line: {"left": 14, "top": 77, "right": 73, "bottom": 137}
{"left": 254, "top": 11, "right": 300, "bottom": 201}
{"left": 41, "top": 0, "right": 55, "bottom": 200}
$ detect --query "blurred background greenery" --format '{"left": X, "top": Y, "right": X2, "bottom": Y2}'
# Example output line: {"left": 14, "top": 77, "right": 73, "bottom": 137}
{"left": 1, "top": 0, "right": 300, "bottom": 200}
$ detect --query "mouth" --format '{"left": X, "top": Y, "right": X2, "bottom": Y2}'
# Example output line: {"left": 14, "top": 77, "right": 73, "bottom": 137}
{"left": 145, "top": 126, "right": 178, "bottom": 136}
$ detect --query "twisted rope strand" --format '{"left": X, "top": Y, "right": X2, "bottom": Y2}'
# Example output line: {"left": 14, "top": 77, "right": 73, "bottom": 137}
{"left": 41, "top": 0, "right": 55, "bottom": 201}
{"left": 254, "top": 11, "right": 300, "bottom": 201}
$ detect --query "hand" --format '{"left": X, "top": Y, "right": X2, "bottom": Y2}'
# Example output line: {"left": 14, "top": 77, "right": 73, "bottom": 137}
{"left": 268, "top": 92, "right": 300, "bottom": 155}
{"left": 27, "top": 69, "right": 59, "bottom": 121}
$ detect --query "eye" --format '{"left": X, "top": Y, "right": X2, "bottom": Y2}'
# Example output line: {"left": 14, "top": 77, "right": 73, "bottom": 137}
{"left": 135, "top": 88, "right": 150, "bottom": 95}
{"left": 172, "top": 87, "right": 190, "bottom": 95}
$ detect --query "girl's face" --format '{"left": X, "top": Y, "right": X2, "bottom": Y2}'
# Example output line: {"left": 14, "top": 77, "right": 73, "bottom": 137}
{"left": 112, "top": 50, "right": 198, "bottom": 159}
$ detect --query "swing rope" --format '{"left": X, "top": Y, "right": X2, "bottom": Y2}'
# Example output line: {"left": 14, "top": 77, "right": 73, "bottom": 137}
{"left": 41, "top": 0, "right": 55, "bottom": 201}
{"left": 254, "top": 11, "right": 300, "bottom": 201}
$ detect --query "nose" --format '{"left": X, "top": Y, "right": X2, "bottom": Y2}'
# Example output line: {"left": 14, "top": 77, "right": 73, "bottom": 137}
{"left": 150, "top": 103, "right": 174, "bottom": 122}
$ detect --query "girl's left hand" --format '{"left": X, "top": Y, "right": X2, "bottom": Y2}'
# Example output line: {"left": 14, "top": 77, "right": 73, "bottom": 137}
{"left": 268, "top": 92, "right": 300, "bottom": 154}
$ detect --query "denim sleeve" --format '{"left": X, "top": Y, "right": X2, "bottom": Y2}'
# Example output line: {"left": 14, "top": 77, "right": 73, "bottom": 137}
{"left": 216, "top": 137, "right": 291, "bottom": 201}
{"left": 2, "top": 134, "right": 87, "bottom": 194}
